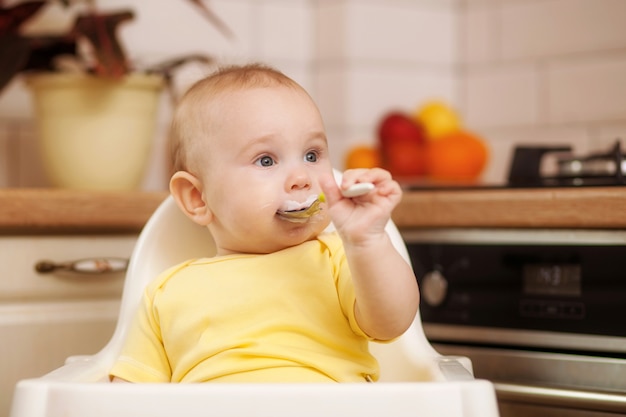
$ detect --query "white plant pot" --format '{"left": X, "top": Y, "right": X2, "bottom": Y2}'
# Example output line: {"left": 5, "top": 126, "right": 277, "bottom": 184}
{"left": 26, "top": 73, "right": 164, "bottom": 191}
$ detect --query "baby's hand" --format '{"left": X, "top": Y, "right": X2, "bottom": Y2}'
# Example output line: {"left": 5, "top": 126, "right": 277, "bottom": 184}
{"left": 319, "top": 168, "right": 402, "bottom": 245}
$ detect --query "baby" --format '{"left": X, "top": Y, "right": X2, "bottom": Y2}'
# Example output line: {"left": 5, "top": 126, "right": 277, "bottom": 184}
{"left": 109, "top": 63, "right": 419, "bottom": 383}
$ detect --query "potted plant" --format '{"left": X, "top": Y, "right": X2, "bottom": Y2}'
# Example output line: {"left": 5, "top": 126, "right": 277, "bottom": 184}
{"left": 0, "top": 0, "right": 232, "bottom": 190}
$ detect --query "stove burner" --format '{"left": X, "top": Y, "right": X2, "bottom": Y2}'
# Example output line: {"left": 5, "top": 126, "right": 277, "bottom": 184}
{"left": 508, "top": 140, "right": 625, "bottom": 187}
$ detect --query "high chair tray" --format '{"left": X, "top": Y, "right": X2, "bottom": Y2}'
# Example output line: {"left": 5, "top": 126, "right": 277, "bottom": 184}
{"left": 12, "top": 379, "right": 498, "bottom": 417}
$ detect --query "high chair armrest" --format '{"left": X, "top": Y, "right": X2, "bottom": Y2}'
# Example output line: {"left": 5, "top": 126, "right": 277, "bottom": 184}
{"left": 437, "top": 357, "right": 474, "bottom": 381}
{"left": 65, "top": 355, "right": 94, "bottom": 365}
{"left": 40, "top": 354, "right": 111, "bottom": 383}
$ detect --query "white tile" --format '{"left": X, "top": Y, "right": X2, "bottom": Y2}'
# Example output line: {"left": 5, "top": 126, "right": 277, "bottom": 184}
{"left": 324, "top": 124, "right": 380, "bottom": 172}
{"left": 257, "top": 1, "right": 313, "bottom": 63}
{"left": 461, "top": 6, "right": 498, "bottom": 64}
{"left": 316, "top": 1, "right": 458, "bottom": 65}
{"left": 350, "top": 67, "right": 458, "bottom": 126}
{"left": 316, "top": 65, "right": 457, "bottom": 129}
{"left": 105, "top": 0, "right": 251, "bottom": 67}
{"left": 167, "top": 61, "right": 220, "bottom": 103}
{"left": 463, "top": 0, "right": 499, "bottom": 5}
{"left": 277, "top": 64, "right": 314, "bottom": 96}
{"left": 325, "top": 126, "right": 355, "bottom": 171}
{"left": 314, "top": 68, "right": 350, "bottom": 128}
{"left": 140, "top": 121, "right": 170, "bottom": 192}
{"left": 464, "top": 64, "right": 539, "bottom": 129}
{"left": 314, "top": 2, "right": 346, "bottom": 61}
{"left": 590, "top": 124, "right": 626, "bottom": 151}
{"left": 547, "top": 55, "right": 626, "bottom": 124}
{"left": 500, "top": 0, "right": 626, "bottom": 60}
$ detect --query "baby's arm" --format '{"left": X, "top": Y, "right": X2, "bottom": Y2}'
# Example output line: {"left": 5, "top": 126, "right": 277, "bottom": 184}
{"left": 320, "top": 168, "right": 419, "bottom": 341}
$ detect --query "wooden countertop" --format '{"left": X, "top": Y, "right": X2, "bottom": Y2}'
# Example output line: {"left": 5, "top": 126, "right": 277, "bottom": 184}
{"left": 393, "top": 186, "right": 626, "bottom": 229}
{"left": 1, "top": 186, "right": 625, "bottom": 234}
{"left": 0, "top": 188, "right": 168, "bottom": 234}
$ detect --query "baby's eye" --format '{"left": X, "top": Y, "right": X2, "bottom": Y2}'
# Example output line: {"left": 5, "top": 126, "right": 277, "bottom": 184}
{"left": 304, "top": 151, "right": 318, "bottom": 163}
{"left": 256, "top": 156, "right": 275, "bottom": 167}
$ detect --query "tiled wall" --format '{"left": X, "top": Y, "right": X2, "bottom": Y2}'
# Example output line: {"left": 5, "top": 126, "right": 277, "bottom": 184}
{"left": 461, "top": 0, "right": 626, "bottom": 182}
{"left": 1, "top": 0, "right": 625, "bottom": 189}
{"left": 314, "top": 0, "right": 458, "bottom": 171}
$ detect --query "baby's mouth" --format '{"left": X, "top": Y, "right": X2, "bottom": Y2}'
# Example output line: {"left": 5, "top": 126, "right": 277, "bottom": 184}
{"left": 276, "top": 194, "right": 324, "bottom": 223}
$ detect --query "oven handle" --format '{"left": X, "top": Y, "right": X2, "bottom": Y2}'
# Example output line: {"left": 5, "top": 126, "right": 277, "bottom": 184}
{"left": 495, "top": 382, "right": 626, "bottom": 413}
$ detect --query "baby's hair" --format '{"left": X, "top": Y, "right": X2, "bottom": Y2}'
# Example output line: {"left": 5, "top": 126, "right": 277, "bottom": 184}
{"left": 170, "top": 63, "right": 302, "bottom": 174}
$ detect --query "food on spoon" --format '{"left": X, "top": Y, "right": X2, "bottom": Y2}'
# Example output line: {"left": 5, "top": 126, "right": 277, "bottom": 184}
{"left": 277, "top": 194, "right": 323, "bottom": 223}
{"left": 277, "top": 183, "right": 375, "bottom": 223}
{"left": 281, "top": 194, "right": 319, "bottom": 213}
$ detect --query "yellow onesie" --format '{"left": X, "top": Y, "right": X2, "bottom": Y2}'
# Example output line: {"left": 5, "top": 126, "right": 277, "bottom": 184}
{"left": 109, "top": 232, "right": 379, "bottom": 383}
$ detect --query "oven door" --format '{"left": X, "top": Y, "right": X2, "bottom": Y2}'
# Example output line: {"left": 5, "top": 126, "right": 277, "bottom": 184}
{"left": 434, "top": 341, "right": 626, "bottom": 417}
{"left": 403, "top": 228, "right": 626, "bottom": 416}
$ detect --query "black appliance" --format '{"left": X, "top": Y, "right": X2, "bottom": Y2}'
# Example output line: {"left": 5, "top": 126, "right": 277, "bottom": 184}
{"left": 404, "top": 141, "right": 626, "bottom": 416}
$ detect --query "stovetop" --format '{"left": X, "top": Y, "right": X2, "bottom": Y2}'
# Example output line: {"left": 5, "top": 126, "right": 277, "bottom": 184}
{"left": 406, "top": 140, "right": 626, "bottom": 191}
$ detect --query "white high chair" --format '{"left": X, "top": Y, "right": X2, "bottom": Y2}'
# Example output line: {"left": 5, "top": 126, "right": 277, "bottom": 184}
{"left": 11, "top": 186, "right": 499, "bottom": 417}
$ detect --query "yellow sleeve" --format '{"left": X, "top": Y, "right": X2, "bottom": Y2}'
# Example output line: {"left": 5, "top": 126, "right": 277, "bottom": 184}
{"left": 318, "top": 233, "right": 373, "bottom": 340}
{"left": 320, "top": 232, "right": 396, "bottom": 343}
{"left": 109, "top": 260, "right": 194, "bottom": 382}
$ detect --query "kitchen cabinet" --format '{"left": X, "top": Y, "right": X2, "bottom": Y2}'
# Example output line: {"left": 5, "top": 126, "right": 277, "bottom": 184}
{"left": 0, "top": 234, "right": 138, "bottom": 416}
{"left": 0, "top": 189, "right": 166, "bottom": 417}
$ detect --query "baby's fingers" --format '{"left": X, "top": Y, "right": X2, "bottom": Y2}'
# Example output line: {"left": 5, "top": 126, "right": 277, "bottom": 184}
{"left": 319, "top": 174, "right": 343, "bottom": 207}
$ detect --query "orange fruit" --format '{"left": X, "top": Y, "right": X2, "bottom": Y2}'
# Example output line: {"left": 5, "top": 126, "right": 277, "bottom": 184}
{"left": 427, "top": 131, "right": 488, "bottom": 181}
{"left": 413, "top": 101, "right": 462, "bottom": 140}
{"left": 344, "top": 145, "right": 381, "bottom": 170}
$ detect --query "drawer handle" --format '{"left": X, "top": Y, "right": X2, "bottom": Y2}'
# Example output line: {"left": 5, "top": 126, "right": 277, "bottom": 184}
{"left": 35, "top": 257, "right": 129, "bottom": 274}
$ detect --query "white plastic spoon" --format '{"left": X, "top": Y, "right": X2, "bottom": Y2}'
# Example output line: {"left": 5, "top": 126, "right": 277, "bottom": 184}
{"left": 341, "top": 182, "right": 375, "bottom": 198}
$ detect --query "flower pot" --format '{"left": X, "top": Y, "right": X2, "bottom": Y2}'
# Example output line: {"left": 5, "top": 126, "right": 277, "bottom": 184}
{"left": 26, "top": 73, "right": 164, "bottom": 190}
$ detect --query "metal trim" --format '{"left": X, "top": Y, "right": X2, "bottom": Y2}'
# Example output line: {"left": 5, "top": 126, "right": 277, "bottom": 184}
{"left": 424, "top": 323, "right": 626, "bottom": 354}
{"left": 495, "top": 383, "right": 626, "bottom": 413}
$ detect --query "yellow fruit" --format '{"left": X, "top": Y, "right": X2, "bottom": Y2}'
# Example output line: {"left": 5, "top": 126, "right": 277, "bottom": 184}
{"left": 414, "top": 101, "right": 462, "bottom": 140}
{"left": 344, "top": 146, "right": 381, "bottom": 170}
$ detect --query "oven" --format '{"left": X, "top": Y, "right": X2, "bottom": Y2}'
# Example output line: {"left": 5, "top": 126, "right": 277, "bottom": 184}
{"left": 402, "top": 142, "right": 626, "bottom": 416}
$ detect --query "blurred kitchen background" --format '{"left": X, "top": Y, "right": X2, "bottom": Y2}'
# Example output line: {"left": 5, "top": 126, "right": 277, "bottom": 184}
{"left": 0, "top": 0, "right": 625, "bottom": 189}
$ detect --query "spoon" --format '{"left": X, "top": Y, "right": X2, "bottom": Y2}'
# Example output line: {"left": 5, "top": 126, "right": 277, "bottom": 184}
{"left": 278, "top": 182, "right": 374, "bottom": 223}
{"left": 340, "top": 182, "right": 375, "bottom": 198}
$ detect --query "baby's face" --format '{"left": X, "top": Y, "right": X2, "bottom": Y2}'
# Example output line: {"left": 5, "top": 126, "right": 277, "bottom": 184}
{"left": 197, "top": 85, "right": 333, "bottom": 255}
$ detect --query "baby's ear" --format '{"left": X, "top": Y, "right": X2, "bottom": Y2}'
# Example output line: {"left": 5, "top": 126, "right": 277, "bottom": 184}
{"left": 169, "top": 171, "right": 213, "bottom": 226}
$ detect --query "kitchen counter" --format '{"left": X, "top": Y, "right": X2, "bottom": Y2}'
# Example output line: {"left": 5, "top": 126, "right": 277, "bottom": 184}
{"left": 0, "top": 188, "right": 168, "bottom": 234}
{"left": 393, "top": 186, "right": 626, "bottom": 229}
{"left": 1, "top": 186, "right": 625, "bottom": 234}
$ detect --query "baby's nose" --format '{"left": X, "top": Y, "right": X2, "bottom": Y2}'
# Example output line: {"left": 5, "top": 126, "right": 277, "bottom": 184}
{"left": 287, "top": 167, "right": 312, "bottom": 191}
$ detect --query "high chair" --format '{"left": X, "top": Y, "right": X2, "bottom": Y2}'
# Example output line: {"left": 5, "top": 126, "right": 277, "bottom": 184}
{"left": 11, "top": 182, "right": 499, "bottom": 417}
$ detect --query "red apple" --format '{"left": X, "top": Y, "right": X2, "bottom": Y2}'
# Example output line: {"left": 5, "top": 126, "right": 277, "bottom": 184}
{"left": 383, "top": 140, "right": 428, "bottom": 177}
{"left": 377, "top": 111, "right": 427, "bottom": 177}
{"left": 377, "top": 111, "right": 426, "bottom": 146}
